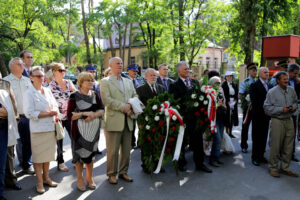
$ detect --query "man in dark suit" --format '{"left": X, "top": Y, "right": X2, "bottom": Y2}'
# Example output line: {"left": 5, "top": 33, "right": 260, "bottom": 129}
{"left": 136, "top": 68, "right": 165, "bottom": 106}
{"left": 156, "top": 64, "right": 174, "bottom": 91}
{"left": 249, "top": 67, "right": 270, "bottom": 166}
{"left": 127, "top": 64, "right": 144, "bottom": 148}
{"left": 20, "top": 50, "right": 33, "bottom": 78}
{"left": 136, "top": 68, "right": 165, "bottom": 173}
{"left": 169, "top": 61, "right": 212, "bottom": 173}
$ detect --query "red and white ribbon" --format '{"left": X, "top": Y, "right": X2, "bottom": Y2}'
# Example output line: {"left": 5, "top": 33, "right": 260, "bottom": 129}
{"left": 201, "top": 86, "right": 217, "bottom": 133}
{"left": 154, "top": 101, "right": 185, "bottom": 174}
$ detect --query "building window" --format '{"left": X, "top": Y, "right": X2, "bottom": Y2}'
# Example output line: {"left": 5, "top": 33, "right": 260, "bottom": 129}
{"left": 206, "top": 57, "right": 210, "bottom": 68}
{"left": 143, "top": 59, "right": 147, "bottom": 68}
{"left": 199, "top": 57, "right": 202, "bottom": 65}
{"left": 130, "top": 56, "right": 136, "bottom": 65}
{"left": 115, "top": 37, "right": 119, "bottom": 45}
{"left": 214, "top": 58, "right": 218, "bottom": 69}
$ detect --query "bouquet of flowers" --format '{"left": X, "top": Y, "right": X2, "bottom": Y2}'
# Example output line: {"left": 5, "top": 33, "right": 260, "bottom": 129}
{"left": 183, "top": 87, "right": 210, "bottom": 131}
{"left": 137, "top": 92, "right": 183, "bottom": 173}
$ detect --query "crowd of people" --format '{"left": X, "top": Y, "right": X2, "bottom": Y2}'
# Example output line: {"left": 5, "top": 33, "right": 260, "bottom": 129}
{"left": 0, "top": 50, "right": 300, "bottom": 200}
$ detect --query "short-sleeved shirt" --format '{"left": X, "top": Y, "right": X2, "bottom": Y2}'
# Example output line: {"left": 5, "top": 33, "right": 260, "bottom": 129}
{"left": 48, "top": 80, "right": 75, "bottom": 120}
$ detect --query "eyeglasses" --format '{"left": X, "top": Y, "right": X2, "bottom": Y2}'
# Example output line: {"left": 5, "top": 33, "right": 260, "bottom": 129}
{"left": 57, "top": 69, "right": 66, "bottom": 73}
{"left": 31, "top": 75, "right": 44, "bottom": 78}
{"left": 85, "top": 79, "right": 94, "bottom": 82}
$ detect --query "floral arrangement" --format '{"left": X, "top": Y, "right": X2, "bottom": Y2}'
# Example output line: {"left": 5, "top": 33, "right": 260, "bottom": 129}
{"left": 137, "top": 92, "right": 182, "bottom": 173}
{"left": 182, "top": 87, "right": 210, "bottom": 131}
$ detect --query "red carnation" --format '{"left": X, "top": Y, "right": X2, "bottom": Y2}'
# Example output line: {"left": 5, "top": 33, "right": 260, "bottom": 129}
{"left": 209, "top": 86, "right": 213, "bottom": 89}
{"left": 158, "top": 121, "right": 164, "bottom": 127}
{"left": 204, "top": 111, "right": 208, "bottom": 115}
{"left": 172, "top": 126, "right": 176, "bottom": 131}
{"left": 166, "top": 148, "right": 171, "bottom": 153}
{"left": 194, "top": 112, "right": 200, "bottom": 117}
{"left": 158, "top": 136, "right": 164, "bottom": 141}
{"left": 169, "top": 137, "right": 175, "bottom": 142}
{"left": 200, "top": 108, "right": 205, "bottom": 112}
{"left": 211, "top": 90, "right": 215, "bottom": 94}
{"left": 146, "top": 136, "right": 152, "bottom": 141}
{"left": 55, "top": 118, "right": 59, "bottom": 123}
{"left": 152, "top": 128, "right": 156, "bottom": 133}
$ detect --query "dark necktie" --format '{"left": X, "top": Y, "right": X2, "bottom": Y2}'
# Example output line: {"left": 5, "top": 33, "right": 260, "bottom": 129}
{"left": 132, "top": 79, "right": 136, "bottom": 88}
{"left": 185, "top": 79, "right": 191, "bottom": 89}
{"left": 151, "top": 85, "right": 157, "bottom": 95}
{"left": 163, "top": 78, "right": 168, "bottom": 91}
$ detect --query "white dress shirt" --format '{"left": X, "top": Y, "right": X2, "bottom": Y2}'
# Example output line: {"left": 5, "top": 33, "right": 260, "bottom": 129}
{"left": 23, "top": 87, "right": 59, "bottom": 133}
{"left": 3, "top": 73, "right": 32, "bottom": 114}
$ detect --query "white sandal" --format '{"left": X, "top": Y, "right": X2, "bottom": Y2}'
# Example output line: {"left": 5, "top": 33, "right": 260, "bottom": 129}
{"left": 58, "top": 163, "right": 69, "bottom": 172}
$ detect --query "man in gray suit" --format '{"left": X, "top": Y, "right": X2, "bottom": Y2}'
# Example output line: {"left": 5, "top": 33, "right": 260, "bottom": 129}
{"left": 100, "top": 57, "right": 138, "bottom": 184}
{"left": 156, "top": 64, "right": 174, "bottom": 91}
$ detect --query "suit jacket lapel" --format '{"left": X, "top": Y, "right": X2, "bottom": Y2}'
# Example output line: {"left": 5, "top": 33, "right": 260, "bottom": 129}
{"left": 258, "top": 79, "right": 267, "bottom": 94}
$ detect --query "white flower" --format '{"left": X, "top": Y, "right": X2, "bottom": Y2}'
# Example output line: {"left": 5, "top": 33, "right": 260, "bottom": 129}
{"left": 194, "top": 102, "right": 199, "bottom": 107}
{"left": 172, "top": 115, "right": 177, "bottom": 121}
{"left": 191, "top": 94, "right": 196, "bottom": 99}
{"left": 199, "top": 96, "right": 204, "bottom": 101}
{"left": 165, "top": 110, "right": 169, "bottom": 116}
{"left": 164, "top": 101, "right": 170, "bottom": 105}
{"left": 245, "top": 94, "right": 250, "bottom": 102}
{"left": 152, "top": 105, "right": 158, "bottom": 110}
{"left": 145, "top": 116, "right": 149, "bottom": 121}
{"left": 146, "top": 125, "right": 150, "bottom": 130}
{"left": 154, "top": 116, "right": 160, "bottom": 121}
{"left": 203, "top": 100, "right": 208, "bottom": 105}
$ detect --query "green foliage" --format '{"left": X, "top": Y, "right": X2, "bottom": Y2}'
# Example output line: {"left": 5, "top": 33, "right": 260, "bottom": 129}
{"left": 137, "top": 92, "right": 181, "bottom": 172}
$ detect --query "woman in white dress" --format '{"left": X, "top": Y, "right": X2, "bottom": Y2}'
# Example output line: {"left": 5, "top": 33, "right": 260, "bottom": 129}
{"left": 24, "top": 66, "right": 59, "bottom": 194}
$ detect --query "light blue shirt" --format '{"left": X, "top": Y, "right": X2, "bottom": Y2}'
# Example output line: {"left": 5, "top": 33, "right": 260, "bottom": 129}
{"left": 239, "top": 76, "right": 256, "bottom": 94}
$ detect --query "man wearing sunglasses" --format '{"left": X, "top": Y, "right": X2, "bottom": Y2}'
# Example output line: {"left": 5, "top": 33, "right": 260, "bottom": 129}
{"left": 3, "top": 58, "right": 35, "bottom": 192}
{"left": 20, "top": 50, "right": 33, "bottom": 78}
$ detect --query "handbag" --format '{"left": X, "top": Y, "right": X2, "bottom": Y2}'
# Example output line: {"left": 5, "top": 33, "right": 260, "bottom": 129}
{"left": 55, "top": 120, "right": 65, "bottom": 140}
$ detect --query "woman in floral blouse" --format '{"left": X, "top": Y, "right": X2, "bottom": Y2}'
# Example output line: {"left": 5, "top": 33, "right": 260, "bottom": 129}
{"left": 48, "top": 62, "right": 76, "bottom": 172}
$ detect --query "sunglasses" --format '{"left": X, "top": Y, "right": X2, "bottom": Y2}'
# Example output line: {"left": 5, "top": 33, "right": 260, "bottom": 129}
{"left": 57, "top": 69, "right": 66, "bottom": 73}
{"left": 31, "top": 75, "right": 44, "bottom": 78}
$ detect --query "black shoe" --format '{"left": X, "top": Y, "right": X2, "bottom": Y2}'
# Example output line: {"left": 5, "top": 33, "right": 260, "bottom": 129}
{"left": 0, "top": 196, "right": 7, "bottom": 200}
{"left": 160, "top": 167, "right": 166, "bottom": 173}
{"left": 229, "top": 134, "right": 236, "bottom": 138}
{"left": 209, "top": 162, "right": 220, "bottom": 167}
{"left": 252, "top": 160, "right": 260, "bottom": 166}
{"left": 292, "top": 156, "right": 299, "bottom": 162}
{"left": 7, "top": 183, "right": 22, "bottom": 190}
{"left": 197, "top": 165, "right": 213, "bottom": 173}
{"left": 216, "top": 160, "right": 224, "bottom": 165}
{"left": 241, "top": 148, "right": 248, "bottom": 153}
{"left": 178, "top": 166, "right": 187, "bottom": 172}
{"left": 260, "top": 157, "right": 268, "bottom": 164}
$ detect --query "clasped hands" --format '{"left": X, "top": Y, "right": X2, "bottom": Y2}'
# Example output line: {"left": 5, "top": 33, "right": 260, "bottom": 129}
{"left": 124, "top": 103, "right": 132, "bottom": 116}
{"left": 283, "top": 106, "right": 296, "bottom": 113}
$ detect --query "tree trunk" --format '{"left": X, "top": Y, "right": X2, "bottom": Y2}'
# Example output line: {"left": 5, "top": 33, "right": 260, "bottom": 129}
{"left": 0, "top": 52, "right": 9, "bottom": 77}
{"left": 122, "top": 23, "right": 128, "bottom": 65}
{"left": 81, "top": 0, "right": 92, "bottom": 64}
{"left": 127, "top": 23, "right": 132, "bottom": 66}
{"left": 178, "top": 0, "right": 185, "bottom": 61}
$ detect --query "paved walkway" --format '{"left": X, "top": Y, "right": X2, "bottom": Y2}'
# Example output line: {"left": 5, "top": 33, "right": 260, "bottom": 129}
{"left": 4, "top": 108, "right": 300, "bottom": 200}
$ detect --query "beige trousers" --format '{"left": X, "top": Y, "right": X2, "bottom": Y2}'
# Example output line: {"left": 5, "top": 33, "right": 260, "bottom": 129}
{"left": 104, "top": 125, "right": 132, "bottom": 177}
{"left": 269, "top": 117, "right": 294, "bottom": 171}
